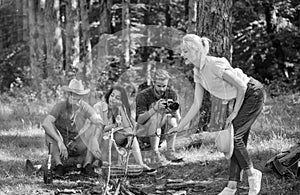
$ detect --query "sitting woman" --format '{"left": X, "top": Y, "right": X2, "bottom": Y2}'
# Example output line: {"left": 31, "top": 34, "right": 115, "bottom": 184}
{"left": 94, "top": 86, "right": 156, "bottom": 173}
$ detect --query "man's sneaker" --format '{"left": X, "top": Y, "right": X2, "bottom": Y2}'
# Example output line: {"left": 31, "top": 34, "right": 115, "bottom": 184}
{"left": 54, "top": 164, "right": 65, "bottom": 177}
{"left": 248, "top": 169, "right": 262, "bottom": 195}
{"left": 82, "top": 163, "right": 98, "bottom": 177}
{"left": 143, "top": 168, "right": 157, "bottom": 175}
{"left": 141, "top": 163, "right": 157, "bottom": 175}
{"left": 218, "top": 187, "right": 237, "bottom": 195}
{"left": 165, "top": 151, "right": 184, "bottom": 163}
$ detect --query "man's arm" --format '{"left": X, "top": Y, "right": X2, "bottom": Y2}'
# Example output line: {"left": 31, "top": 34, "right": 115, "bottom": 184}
{"left": 42, "top": 115, "right": 63, "bottom": 143}
{"left": 136, "top": 92, "right": 162, "bottom": 124}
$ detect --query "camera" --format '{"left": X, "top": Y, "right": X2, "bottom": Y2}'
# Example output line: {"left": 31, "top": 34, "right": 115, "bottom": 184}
{"left": 162, "top": 99, "right": 179, "bottom": 111}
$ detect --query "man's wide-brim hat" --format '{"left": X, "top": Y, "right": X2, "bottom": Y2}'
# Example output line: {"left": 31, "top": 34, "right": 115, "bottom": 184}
{"left": 215, "top": 124, "right": 234, "bottom": 159}
{"left": 61, "top": 79, "right": 90, "bottom": 95}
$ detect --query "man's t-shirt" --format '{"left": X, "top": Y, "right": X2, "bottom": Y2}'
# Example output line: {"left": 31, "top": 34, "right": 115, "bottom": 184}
{"left": 136, "top": 86, "right": 177, "bottom": 121}
{"left": 49, "top": 100, "right": 97, "bottom": 143}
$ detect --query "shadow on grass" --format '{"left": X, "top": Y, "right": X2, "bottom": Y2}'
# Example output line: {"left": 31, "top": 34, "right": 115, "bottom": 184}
{"left": 0, "top": 134, "right": 45, "bottom": 150}
{"left": 132, "top": 147, "right": 300, "bottom": 195}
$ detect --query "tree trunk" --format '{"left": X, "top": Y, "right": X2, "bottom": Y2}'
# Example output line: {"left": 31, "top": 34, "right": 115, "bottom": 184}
{"left": 28, "top": 0, "right": 43, "bottom": 89}
{"left": 43, "top": 0, "right": 63, "bottom": 84}
{"left": 65, "top": 0, "right": 80, "bottom": 74}
{"left": 37, "top": 1, "right": 47, "bottom": 79}
{"left": 15, "top": 0, "right": 23, "bottom": 43}
{"left": 187, "top": 0, "right": 197, "bottom": 34}
{"left": 96, "top": 0, "right": 112, "bottom": 72}
{"left": 22, "top": 0, "right": 29, "bottom": 42}
{"left": 80, "top": 0, "right": 92, "bottom": 84}
{"left": 44, "top": 0, "right": 55, "bottom": 79}
{"left": 122, "top": 0, "right": 131, "bottom": 68}
{"left": 53, "top": 0, "right": 63, "bottom": 77}
{"left": 196, "top": 0, "right": 233, "bottom": 131}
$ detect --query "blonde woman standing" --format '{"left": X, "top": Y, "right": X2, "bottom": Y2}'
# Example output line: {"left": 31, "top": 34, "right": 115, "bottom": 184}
{"left": 170, "top": 34, "right": 265, "bottom": 195}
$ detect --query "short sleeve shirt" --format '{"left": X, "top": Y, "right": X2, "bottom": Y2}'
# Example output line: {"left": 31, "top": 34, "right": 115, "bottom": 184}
{"left": 49, "top": 100, "right": 99, "bottom": 141}
{"left": 93, "top": 101, "right": 132, "bottom": 135}
{"left": 194, "top": 56, "right": 250, "bottom": 100}
{"left": 136, "top": 87, "right": 177, "bottom": 120}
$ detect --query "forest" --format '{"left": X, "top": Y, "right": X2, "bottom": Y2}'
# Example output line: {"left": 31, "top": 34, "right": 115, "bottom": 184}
{"left": 0, "top": 0, "right": 300, "bottom": 194}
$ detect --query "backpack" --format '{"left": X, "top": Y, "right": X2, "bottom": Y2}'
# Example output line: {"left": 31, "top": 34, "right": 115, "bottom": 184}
{"left": 265, "top": 143, "right": 300, "bottom": 179}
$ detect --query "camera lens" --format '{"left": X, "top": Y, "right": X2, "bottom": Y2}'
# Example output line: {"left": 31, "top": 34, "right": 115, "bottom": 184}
{"left": 168, "top": 102, "right": 179, "bottom": 111}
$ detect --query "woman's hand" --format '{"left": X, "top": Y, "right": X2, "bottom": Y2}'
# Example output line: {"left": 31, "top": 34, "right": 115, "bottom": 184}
{"left": 104, "top": 123, "right": 117, "bottom": 132}
{"left": 225, "top": 112, "right": 237, "bottom": 129}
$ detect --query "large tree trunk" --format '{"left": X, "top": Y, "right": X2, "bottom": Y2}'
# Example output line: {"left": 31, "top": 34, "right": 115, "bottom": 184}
{"left": 44, "top": 0, "right": 63, "bottom": 83}
{"left": 44, "top": 0, "right": 55, "bottom": 79}
{"left": 28, "top": 0, "right": 44, "bottom": 89}
{"left": 15, "top": 0, "right": 23, "bottom": 43}
{"left": 80, "top": 0, "right": 92, "bottom": 85}
{"left": 96, "top": 0, "right": 112, "bottom": 72}
{"left": 22, "top": 0, "right": 29, "bottom": 42}
{"left": 122, "top": 0, "right": 131, "bottom": 68}
{"left": 53, "top": 0, "right": 63, "bottom": 79}
{"left": 195, "top": 0, "right": 233, "bottom": 131}
{"left": 65, "top": 0, "right": 80, "bottom": 75}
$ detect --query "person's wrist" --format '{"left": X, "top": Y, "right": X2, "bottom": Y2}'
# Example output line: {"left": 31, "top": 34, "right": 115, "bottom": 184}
{"left": 152, "top": 106, "right": 158, "bottom": 112}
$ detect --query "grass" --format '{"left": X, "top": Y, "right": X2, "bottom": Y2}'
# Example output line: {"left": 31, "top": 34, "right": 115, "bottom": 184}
{"left": 0, "top": 93, "right": 300, "bottom": 194}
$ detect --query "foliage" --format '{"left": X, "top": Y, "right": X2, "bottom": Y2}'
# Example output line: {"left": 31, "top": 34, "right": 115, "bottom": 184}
{"left": 232, "top": 0, "right": 300, "bottom": 94}
{"left": 0, "top": 0, "right": 299, "bottom": 99}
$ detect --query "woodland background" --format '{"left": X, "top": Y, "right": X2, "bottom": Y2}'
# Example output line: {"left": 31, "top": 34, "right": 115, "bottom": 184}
{"left": 0, "top": 0, "right": 299, "bottom": 132}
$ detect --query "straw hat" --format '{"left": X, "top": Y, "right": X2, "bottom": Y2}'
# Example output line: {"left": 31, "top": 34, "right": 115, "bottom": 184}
{"left": 215, "top": 124, "right": 234, "bottom": 159}
{"left": 61, "top": 79, "right": 90, "bottom": 95}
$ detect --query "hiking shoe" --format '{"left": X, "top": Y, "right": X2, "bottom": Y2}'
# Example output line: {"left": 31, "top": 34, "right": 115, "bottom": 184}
{"left": 165, "top": 151, "right": 184, "bottom": 162}
{"left": 218, "top": 187, "right": 237, "bottom": 195}
{"left": 152, "top": 151, "right": 170, "bottom": 166}
{"left": 54, "top": 164, "right": 65, "bottom": 177}
{"left": 141, "top": 164, "right": 157, "bottom": 175}
{"left": 248, "top": 169, "right": 262, "bottom": 195}
{"left": 143, "top": 168, "right": 157, "bottom": 175}
{"left": 82, "top": 164, "right": 98, "bottom": 177}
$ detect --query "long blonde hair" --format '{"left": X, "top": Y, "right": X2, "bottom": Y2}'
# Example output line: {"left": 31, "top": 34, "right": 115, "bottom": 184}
{"left": 182, "top": 34, "right": 211, "bottom": 69}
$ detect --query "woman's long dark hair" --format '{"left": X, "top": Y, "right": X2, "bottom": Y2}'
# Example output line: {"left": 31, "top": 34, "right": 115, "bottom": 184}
{"left": 104, "top": 86, "right": 132, "bottom": 122}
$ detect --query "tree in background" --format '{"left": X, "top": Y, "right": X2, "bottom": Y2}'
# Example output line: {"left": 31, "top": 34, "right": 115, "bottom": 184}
{"left": 187, "top": 0, "right": 233, "bottom": 131}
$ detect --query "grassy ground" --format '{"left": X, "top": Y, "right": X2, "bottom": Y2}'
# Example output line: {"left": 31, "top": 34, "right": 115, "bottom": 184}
{"left": 0, "top": 93, "right": 299, "bottom": 194}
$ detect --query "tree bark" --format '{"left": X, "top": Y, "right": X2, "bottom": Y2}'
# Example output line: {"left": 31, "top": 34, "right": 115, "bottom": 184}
{"left": 196, "top": 0, "right": 233, "bottom": 131}
{"left": 80, "top": 0, "right": 92, "bottom": 84}
{"left": 28, "top": 0, "right": 43, "bottom": 89}
{"left": 96, "top": 0, "right": 112, "bottom": 72}
{"left": 44, "top": 0, "right": 63, "bottom": 83}
{"left": 122, "top": 0, "right": 131, "bottom": 68}
{"left": 22, "top": 0, "right": 29, "bottom": 42}
{"left": 44, "top": 0, "right": 55, "bottom": 79}
{"left": 65, "top": 0, "right": 80, "bottom": 74}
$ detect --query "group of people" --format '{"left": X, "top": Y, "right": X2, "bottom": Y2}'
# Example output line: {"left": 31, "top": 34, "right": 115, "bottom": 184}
{"left": 42, "top": 69, "right": 183, "bottom": 176}
{"left": 42, "top": 34, "right": 265, "bottom": 195}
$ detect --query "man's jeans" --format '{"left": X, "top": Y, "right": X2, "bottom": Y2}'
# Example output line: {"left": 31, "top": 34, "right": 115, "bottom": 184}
{"left": 229, "top": 77, "right": 265, "bottom": 181}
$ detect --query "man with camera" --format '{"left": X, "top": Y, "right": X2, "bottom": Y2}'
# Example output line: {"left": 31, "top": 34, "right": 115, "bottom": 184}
{"left": 136, "top": 69, "right": 183, "bottom": 165}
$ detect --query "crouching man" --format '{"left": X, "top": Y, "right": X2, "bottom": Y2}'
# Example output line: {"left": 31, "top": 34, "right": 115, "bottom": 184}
{"left": 136, "top": 69, "right": 183, "bottom": 165}
{"left": 42, "top": 79, "right": 104, "bottom": 177}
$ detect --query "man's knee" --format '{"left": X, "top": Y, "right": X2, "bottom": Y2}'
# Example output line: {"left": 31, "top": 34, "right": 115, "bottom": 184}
{"left": 165, "top": 117, "right": 178, "bottom": 131}
{"left": 140, "top": 114, "right": 163, "bottom": 135}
